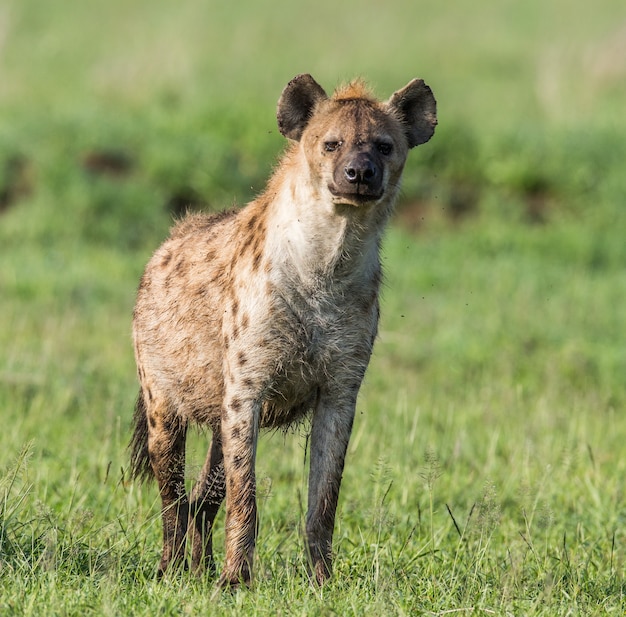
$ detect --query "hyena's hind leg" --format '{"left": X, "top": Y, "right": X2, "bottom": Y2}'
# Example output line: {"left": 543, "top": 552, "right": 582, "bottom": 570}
{"left": 188, "top": 430, "right": 226, "bottom": 575}
{"left": 140, "top": 391, "right": 190, "bottom": 577}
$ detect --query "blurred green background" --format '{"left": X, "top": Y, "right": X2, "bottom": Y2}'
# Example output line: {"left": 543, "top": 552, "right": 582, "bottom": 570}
{"left": 2, "top": 0, "right": 625, "bottom": 248}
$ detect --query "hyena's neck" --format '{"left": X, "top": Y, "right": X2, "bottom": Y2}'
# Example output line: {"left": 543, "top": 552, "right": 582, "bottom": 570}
{"left": 259, "top": 174, "right": 390, "bottom": 289}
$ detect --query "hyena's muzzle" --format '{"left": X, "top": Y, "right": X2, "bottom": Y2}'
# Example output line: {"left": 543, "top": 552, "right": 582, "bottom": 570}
{"left": 330, "top": 145, "right": 386, "bottom": 202}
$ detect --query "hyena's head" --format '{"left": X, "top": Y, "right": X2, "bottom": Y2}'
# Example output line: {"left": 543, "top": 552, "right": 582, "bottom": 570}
{"left": 277, "top": 74, "right": 437, "bottom": 208}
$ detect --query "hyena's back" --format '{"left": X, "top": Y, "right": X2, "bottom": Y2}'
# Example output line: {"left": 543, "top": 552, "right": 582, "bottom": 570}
{"left": 133, "top": 211, "right": 240, "bottom": 428}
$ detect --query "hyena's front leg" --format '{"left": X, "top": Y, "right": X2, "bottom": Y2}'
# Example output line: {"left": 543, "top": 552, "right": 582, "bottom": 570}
{"left": 306, "top": 389, "right": 357, "bottom": 585}
{"left": 218, "top": 395, "right": 260, "bottom": 587}
{"left": 189, "top": 431, "right": 225, "bottom": 575}
{"left": 146, "top": 397, "right": 189, "bottom": 577}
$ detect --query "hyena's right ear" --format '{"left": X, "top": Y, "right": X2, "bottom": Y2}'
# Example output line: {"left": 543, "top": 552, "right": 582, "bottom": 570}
{"left": 277, "top": 74, "right": 328, "bottom": 141}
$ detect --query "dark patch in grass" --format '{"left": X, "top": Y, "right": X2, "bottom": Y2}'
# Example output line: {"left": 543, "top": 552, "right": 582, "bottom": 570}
{"left": 396, "top": 199, "right": 429, "bottom": 232}
{"left": 446, "top": 180, "right": 481, "bottom": 220}
{"left": 0, "top": 155, "right": 34, "bottom": 213}
{"left": 165, "top": 187, "right": 208, "bottom": 217}
{"left": 81, "top": 149, "right": 134, "bottom": 178}
{"left": 396, "top": 178, "right": 481, "bottom": 231}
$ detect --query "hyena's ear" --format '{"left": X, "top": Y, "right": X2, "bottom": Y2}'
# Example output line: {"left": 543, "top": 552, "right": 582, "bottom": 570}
{"left": 387, "top": 79, "right": 437, "bottom": 148}
{"left": 277, "top": 74, "right": 328, "bottom": 141}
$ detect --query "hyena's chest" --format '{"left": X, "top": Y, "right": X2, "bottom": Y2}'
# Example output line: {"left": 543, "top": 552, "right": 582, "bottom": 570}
{"left": 252, "top": 287, "right": 376, "bottom": 427}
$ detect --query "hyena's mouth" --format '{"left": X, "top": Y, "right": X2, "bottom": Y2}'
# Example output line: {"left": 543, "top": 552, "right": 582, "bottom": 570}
{"left": 327, "top": 184, "right": 384, "bottom": 205}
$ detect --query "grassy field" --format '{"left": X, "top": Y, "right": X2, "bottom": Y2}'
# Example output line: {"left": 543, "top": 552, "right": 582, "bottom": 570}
{"left": 1, "top": 0, "right": 626, "bottom": 614}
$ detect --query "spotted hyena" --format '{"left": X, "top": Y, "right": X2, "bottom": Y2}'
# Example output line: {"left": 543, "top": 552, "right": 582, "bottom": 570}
{"left": 130, "top": 74, "right": 437, "bottom": 587}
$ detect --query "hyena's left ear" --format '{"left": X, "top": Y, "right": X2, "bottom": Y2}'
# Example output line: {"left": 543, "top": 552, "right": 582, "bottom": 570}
{"left": 386, "top": 79, "right": 437, "bottom": 148}
{"left": 277, "top": 74, "right": 328, "bottom": 141}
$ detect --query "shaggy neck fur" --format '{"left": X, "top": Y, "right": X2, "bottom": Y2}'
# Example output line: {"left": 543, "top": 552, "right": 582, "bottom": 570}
{"left": 260, "top": 145, "right": 393, "bottom": 289}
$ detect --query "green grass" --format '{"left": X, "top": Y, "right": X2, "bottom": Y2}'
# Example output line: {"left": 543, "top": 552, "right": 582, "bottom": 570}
{"left": 2, "top": 0, "right": 626, "bottom": 614}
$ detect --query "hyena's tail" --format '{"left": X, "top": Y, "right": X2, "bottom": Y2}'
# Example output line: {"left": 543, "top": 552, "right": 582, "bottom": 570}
{"left": 129, "top": 389, "right": 153, "bottom": 482}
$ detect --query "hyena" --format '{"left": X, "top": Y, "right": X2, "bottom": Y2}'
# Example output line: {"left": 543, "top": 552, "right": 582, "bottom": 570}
{"left": 130, "top": 74, "right": 437, "bottom": 587}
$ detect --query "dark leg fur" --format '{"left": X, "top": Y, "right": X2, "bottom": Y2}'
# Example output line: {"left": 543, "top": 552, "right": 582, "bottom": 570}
{"left": 129, "top": 390, "right": 152, "bottom": 482}
{"left": 189, "top": 433, "right": 226, "bottom": 575}
{"left": 150, "top": 413, "right": 189, "bottom": 576}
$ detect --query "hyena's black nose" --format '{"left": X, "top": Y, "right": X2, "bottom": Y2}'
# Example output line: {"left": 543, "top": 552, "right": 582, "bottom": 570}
{"left": 344, "top": 154, "right": 378, "bottom": 185}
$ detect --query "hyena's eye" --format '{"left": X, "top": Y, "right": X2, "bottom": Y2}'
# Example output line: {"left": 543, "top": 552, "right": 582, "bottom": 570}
{"left": 324, "top": 141, "right": 342, "bottom": 152}
{"left": 376, "top": 142, "right": 393, "bottom": 155}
